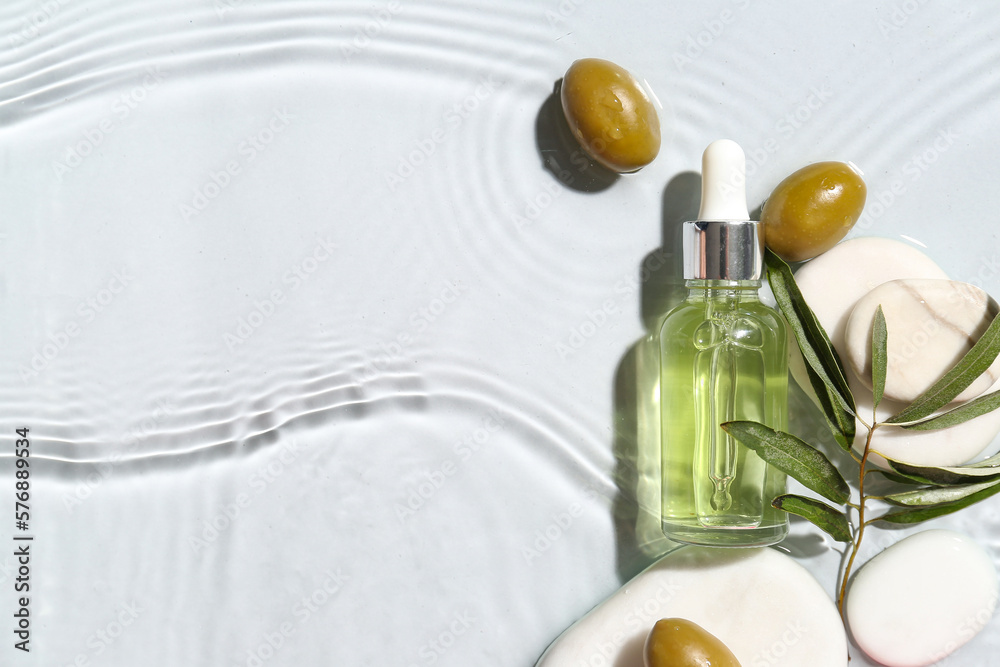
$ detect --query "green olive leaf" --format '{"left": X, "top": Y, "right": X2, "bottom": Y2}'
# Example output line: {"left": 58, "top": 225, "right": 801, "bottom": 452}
{"left": 883, "top": 478, "right": 1000, "bottom": 507}
{"left": 772, "top": 494, "right": 852, "bottom": 542}
{"left": 722, "top": 421, "right": 851, "bottom": 505}
{"left": 883, "top": 451, "right": 1000, "bottom": 486}
{"left": 967, "top": 449, "right": 1000, "bottom": 468}
{"left": 875, "top": 479, "right": 1000, "bottom": 524}
{"left": 765, "top": 249, "right": 856, "bottom": 418}
{"left": 804, "top": 359, "right": 856, "bottom": 451}
{"left": 900, "top": 389, "right": 1000, "bottom": 431}
{"left": 871, "top": 305, "right": 888, "bottom": 411}
{"left": 887, "top": 310, "right": 1000, "bottom": 425}
{"left": 865, "top": 468, "right": 926, "bottom": 485}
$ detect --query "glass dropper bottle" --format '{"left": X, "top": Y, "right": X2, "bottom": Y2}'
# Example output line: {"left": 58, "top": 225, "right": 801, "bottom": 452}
{"left": 658, "top": 139, "right": 789, "bottom": 547}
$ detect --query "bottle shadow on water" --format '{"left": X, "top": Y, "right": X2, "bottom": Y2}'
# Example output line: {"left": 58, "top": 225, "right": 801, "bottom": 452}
{"left": 610, "top": 171, "right": 700, "bottom": 582}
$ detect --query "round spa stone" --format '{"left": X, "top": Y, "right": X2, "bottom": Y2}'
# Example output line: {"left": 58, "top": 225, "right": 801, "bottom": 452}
{"left": 847, "top": 529, "right": 999, "bottom": 666}
{"left": 845, "top": 279, "right": 1000, "bottom": 404}
{"left": 790, "top": 238, "right": 1000, "bottom": 468}
{"left": 536, "top": 546, "right": 845, "bottom": 667}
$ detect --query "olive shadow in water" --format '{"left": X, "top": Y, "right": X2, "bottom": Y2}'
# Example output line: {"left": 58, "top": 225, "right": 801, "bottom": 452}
{"left": 534, "top": 79, "right": 619, "bottom": 193}
{"left": 610, "top": 171, "right": 702, "bottom": 583}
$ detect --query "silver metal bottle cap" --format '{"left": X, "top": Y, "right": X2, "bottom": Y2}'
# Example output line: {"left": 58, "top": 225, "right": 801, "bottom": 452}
{"left": 683, "top": 219, "right": 764, "bottom": 281}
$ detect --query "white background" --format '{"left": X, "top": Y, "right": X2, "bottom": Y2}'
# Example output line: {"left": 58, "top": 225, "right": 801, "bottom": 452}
{"left": 1, "top": 1, "right": 999, "bottom": 665}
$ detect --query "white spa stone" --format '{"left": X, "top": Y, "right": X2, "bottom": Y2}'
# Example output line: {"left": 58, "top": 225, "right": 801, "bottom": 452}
{"left": 847, "top": 530, "right": 998, "bottom": 666}
{"left": 792, "top": 238, "right": 949, "bottom": 357}
{"left": 845, "top": 279, "right": 1000, "bottom": 404}
{"left": 535, "top": 547, "right": 846, "bottom": 667}
{"left": 790, "top": 238, "right": 1000, "bottom": 468}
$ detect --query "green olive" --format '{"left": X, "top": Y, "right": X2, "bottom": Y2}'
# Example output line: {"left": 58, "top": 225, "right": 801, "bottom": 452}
{"left": 560, "top": 58, "right": 661, "bottom": 173}
{"left": 761, "top": 161, "right": 867, "bottom": 262}
{"left": 644, "top": 618, "right": 742, "bottom": 667}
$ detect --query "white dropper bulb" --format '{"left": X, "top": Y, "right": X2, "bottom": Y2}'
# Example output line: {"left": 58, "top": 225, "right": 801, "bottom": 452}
{"left": 698, "top": 139, "right": 750, "bottom": 221}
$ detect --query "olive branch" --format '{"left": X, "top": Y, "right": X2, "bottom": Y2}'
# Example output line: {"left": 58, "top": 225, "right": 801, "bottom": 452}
{"left": 721, "top": 249, "right": 1000, "bottom": 617}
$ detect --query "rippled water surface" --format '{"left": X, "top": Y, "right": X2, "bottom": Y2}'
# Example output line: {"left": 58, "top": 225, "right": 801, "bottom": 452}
{"left": 2, "top": 1, "right": 1000, "bottom": 665}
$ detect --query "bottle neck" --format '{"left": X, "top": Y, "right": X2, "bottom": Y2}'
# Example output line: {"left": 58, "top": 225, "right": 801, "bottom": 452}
{"left": 685, "top": 279, "right": 762, "bottom": 302}
{"left": 686, "top": 279, "right": 761, "bottom": 290}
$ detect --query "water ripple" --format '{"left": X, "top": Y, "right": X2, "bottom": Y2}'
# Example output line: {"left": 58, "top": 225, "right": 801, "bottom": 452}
{"left": 0, "top": 0, "right": 555, "bottom": 123}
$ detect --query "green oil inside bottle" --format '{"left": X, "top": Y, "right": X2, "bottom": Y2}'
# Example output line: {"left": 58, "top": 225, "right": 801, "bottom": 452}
{"left": 659, "top": 280, "right": 788, "bottom": 547}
